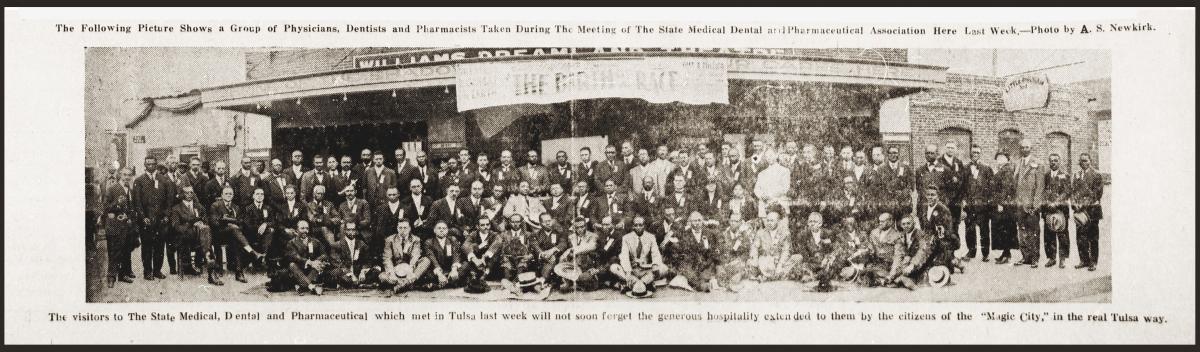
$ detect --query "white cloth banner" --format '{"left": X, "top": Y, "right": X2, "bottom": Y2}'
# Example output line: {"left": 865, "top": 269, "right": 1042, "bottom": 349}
{"left": 455, "top": 58, "right": 729, "bottom": 112}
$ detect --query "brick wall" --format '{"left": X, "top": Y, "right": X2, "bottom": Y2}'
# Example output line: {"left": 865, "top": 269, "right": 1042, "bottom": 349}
{"left": 244, "top": 48, "right": 907, "bottom": 81}
{"left": 907, "top": 73, "right": 1095, "bottom": 171}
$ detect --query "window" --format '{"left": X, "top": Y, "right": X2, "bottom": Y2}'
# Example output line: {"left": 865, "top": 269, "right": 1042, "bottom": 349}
{"left": 937, "top": 127, "right": 973, "bottom": 161}
{"left": 1046, "top": 132, "right": 1072, "bottom": 174}
{"left": 997, "top": 129, "right": 1023, "bottom": 161}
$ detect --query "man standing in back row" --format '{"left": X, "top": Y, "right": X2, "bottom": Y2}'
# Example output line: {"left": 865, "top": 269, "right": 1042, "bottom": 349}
{"left": 1072, "top": 154, "right": 1104, "bottom": 271}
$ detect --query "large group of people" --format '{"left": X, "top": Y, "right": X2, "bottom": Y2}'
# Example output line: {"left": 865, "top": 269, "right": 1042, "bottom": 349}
{"left": 94, "top": 137, "right": 1104, "bottom": 298}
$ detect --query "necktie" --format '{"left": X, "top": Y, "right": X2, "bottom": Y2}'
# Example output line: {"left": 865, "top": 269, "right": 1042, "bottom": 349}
{"left": 189, "top": 203, "right": 197, "bottom": 217}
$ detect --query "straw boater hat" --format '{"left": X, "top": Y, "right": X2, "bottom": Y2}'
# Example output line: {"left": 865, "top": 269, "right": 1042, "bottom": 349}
{"left": 392, "top": 263, "right": 414, "bottom": 279}
{"left": 1046, "top": 212, "right": 1067, "bottom": 233}
{"left": 926, "top": 266, "right": 952, "bottom": 288}
{"left": 1073, "top": 212, "right": 1090, "bottom": 228}
{"left": 625, "top": 280, "right": 654, "bottom": 298}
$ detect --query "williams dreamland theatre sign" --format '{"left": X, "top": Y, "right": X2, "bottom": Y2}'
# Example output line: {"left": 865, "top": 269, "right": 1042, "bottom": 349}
{"left": 353, "top": 47, "right": 830, "bottom": 68}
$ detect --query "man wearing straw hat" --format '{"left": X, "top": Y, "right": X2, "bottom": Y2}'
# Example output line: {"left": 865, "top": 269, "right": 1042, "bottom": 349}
{"left": 1041, "top": 153, "right": 1072, "bottom": 269}
{"left": 380, "top": 220, "right": 427, "bottom": 293}
{"left": 615, "top": 216, "right": 667, "bottom": 295}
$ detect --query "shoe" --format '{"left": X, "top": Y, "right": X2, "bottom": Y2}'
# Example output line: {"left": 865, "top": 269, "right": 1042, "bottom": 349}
{"left": 1044, "top": 260, "right": 1056, "bottom": 268}
{"left": 1029, "top": 262, "right": 1039, "bottom": 269}
{"left": 1058, "top": 262, "right": 1065, "bottom": 269}
{"left": 106, "top": 277, "right": 116, "bottom": 288}
{"left": 1012, "top": 261, "right": 1024, "bottom": 266}
{"left": 312, "top": 286, "right": 324, "bottom": 295}
{"left": 169, "top": 268, "right": 179, "bottom": 275}
{"left": 144, "top": 273, "right": 156, "bottom": 281}
{"left": 1087, "top": 266, "right": 1096, "bottom": 271}
{"left": 1074, "top": 264, "right": 1088, "bottom": 269}
{"left": 965, "top": 252, "right": 975, "bottom": 261}
{"left": 119, "top": 276, "right": 135, "bottom": 283}
{"left": 154, "top": 272, "right": 167, "bottom": 279}
{"left": 208, "top": 276, "right": 225, "bottom": 286}
{"left": 235, "top": 272, "right": 248, "bottom": 283}
{"left": 897, "top": 276, "right": 917, "bottom": 290}
{"left": 981, "top": 257, "right": 990, "bottom": 262}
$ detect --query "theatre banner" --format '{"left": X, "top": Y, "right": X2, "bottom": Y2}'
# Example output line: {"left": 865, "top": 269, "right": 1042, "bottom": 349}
{"left": 454, "top": 58, "right": 729, "bottom": 112}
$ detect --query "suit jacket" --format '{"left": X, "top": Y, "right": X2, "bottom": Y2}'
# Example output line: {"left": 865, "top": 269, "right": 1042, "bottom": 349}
{"left": 331, "top": 168, "right": 365, "bottom": 200}
{"left": 722, "top": 160, "right": 756, "bottom": 196}
{"left": 427, "top": 198, "right": 466, "bottom": 230}
{"left": 1042, "top": 168, "right": 1071, "bottom": 211}
{"left": 457, "top": 195, "right": 496, "bottom": 225}
{"left": 208, "top": 200, "right": 242, "bottom": 230}
{"left": 1071, "top": 167, "right": 1104, "bottom": 219}
{"left": 468, "top": 165, "right": 496, "bottom": 196}
{"left": 626, "top": 164, "right": 649, "bottom": 196}
{"left": 663, "top": 191, "right": 698, "bottom": 217}
{"left": 202, "top": 175, "right": 233, "bottom": 210}
{"left": 105, "top": 183, "right": 136, "bottom": 218}
{"left": 279, "top": 199, "right": 310, "bottom": 228}
{"left": 893, "top": 228, "right": 932, "bottom": 273}
{"left": 936, "top": 156, "right": 968, "bottom": 203}
{"left": 917, "top": 201, "right": 953, "bottom": 236}
{"left": 1013, "top": 157, "right": 1045, "bottom": 208}
{"left": 373, "top": 201, "right": 408, "bottom": 238}
{"left": 169, "top": 200, "right": 208, "bottom": 234}
{"left": 992, "top": 163, "right": 1018, "bottom": 207}
{"left": 381, "top": 233, "right": 423, "bottom": 271}
{"left": 881, "top": 161, "right": 914, "bottom": 201}
{"left": 424, "top": 236, "right": 464, "bottom": 273}
{"left": 413, "top": 164, "right": 439, "bottom": 198}
{"left": 463, "top": 229, "right": 504, "bottom": 259}
{"left": 546, "top": 164, "right": 575, "bottom": 194}
{"left": 286, "top": 164, "right": 306, "bottom": 189}
{"left": 595, "top": 231, "right": 624, "bottom": 264}
{"left": 179, "top": 171, "right": 209, "bottom": 195}
{"left": 628, "top": 189, "right": 664, "bottom": 220}
{"left": 868, "top": 226, "right": 903, "bottom": 267}
{"left": 594, "top": 192, "right": 629, "bottom": 222}
{"left": 438, "top": 171, "right": 471, "bottom": 201}
{"left": 492, "top": 164, "right": 523, "bottom": 194}
{"left": 230, "top": 169, "right": 264, "bottom": 206}
{"left": 664, "top": 163, "right": 704, "bottom": 195}
{"left": 518, "top": 164, "right": 550, "bottom": 195}
{"left": 722, "top": 196, "right": 759, "bottom": 222}
{"left": 666, "top": 227, "right": 720, "bottom": 272}
{"left": 915, "top": 162, "right": 947, "bottom": 197}
{"left": 502, "top": 194, "right": 546, "bottom": 224}
{"left": 285, "top": 236, "right": 327, "bottom": 266}
{"left": 305, "top": 199, "right": 339, "bottom": 230}
{"left": 496, "top": 230, "right": 543, "bottom": 259}
{"left": 964, "top": 161, "right": 995, "bottom": 207}
{"left": 242, "top": 202, "right": 278, "bottom": 235}
{"left": 573, "top": 161, "right": 599, "bottom": 194}
{"left": 131, "top": 172, "right": 173, "bottom": 221}
{"left": 401, "top": 194, "right": 434, "bottom": 230}
{"left": 262, "top": 172, "right": 290, "bottom": 209}
{"left": 364, "top": 166, "right": 398, "bottom": 206}
{"left": 328, "top": 238, "right": 370, "bottom": 273}
{"left": 695, "top": 190, "right": 724, "bottom": 218}
{"left": 542, "top": 195, "right": 575, "bottom": 226}
{"left": 300, "top": 170, "right": 335, "bottom": 203}
{"left": 393, "top": 161, "right": 421, "bottom": 196}
{"left": 594, "top": 159, "right": 625, "bottom": 191}
{"left": 337, "top": 198, "right": 372, "bottom": 232}
{"left": 619, "top": 232, "right": 664, "bottom": 272}
{"left": 793, "top": 228, "right": 837, "bottom": 267}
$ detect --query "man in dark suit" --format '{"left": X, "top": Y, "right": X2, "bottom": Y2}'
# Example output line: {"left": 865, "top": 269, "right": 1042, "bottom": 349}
{"left": 262, "top": 159, "right": 289, "bottom": 210}
{"left": 628, "top": 176, "right": 663, "bottom": 222}
{"left": 571, "top": 180, "right": 602, "bottom": 223}
{"left": 661, "top": 211, "right": 721, "bottom": 292}
{"left": 305, "top": 185, "right": 339, "bottom": 251}
{"left": 462, "top": 216, "right": 505, "bottom": 281}
{"left": 414, "top": 151, "right": 440, "bottom": 200}
{"left": 827, "top": 176, "right": 867, "bottom": 226}
{"left": 365, "top": 152, "right": 398, "bottom": 207}
{"left": 592, "top": 215, "right": 625, "bottom": 287}
{"left": 169, "top": 186, "right": 218, "bottom": 284}
{"left": 299, "top": 154, "right": 335, "bottom": 203}
{"left": 542, "top": 184, "right": 575, "bottom": 229}
{"left": 665, "top": 149, "right": 704, "bottom": 196}
{"left": 1072, "top": 153, "right": 1104, "bottom": 271}
{"left": 284, "top": 220, "right": 327, "bottom": 295}
{"left": 231, "top": 156, "right": 261, "bottom": 207}
{"left": 534, "top": 213, "right": 568, "bottom": 286}
{"left": 937, "top": 142, "right": 968, "bottom": 238}
{"left": 883, "top": 145, "right": 915, "bottom": 217}
{"left": 131, "top": 156, "right": 173, "bottom": 280}
{"left": 493, "top": 150, "right": 523, "bottom": 195}
{"left": 1042, "top": 153, "right": 1072, "bottom": 268}
{"left": 209, "top": 186, "right": 261, "bottom": 283}
{"left": 336, "top": 185, "right": 373, "bottom": 251}
{"left": 279, "top": 185, "right": 309, "bottom": 229}
{"left": 103, "top": 168, "right": 138, "bottom": 287}
{"left": 458, "top": 180, "right": 496, "bottom": 229}
{"left": 518, "top": 150, "right": 550, "bottom": 197}
{"left": 286, "top": 150, "right": 306, "bottom": 188}
{"left": 789, "top": 144, "right": 829, "bottom": 219}
{"left": 547, "top": 150, "right": 575, "bottom": 194}
{"left": 793, "top": 212, "right": 838, "bottom": 288}
{"left": 325, "top": 223, "right": 376, "bottom": 287}
{"left": 427, "top": 184, "right": 466, "bottom": 241}
{"left": 663, "top": 174, "right": 696, "bottom": 219}
{"left": 402, "top": 178, "right": 434, "bottom": 239}
{"left": 419, "top": 220, "right": 466, "bottom": 290}
{"left": 593, "top": 145, "right": 624, "bottom": 194}
{"left": 437, "top": 158, "right": 471, "bottom": 202}
{"left": 469, "top": 153, "right": 495, "bottom": 198}
{"left": 393, "top": 148, "right": 420, "bottom": 197}
{"left": 373, "top": 186, "right": 406, "bottom": 246}
{"left": 695, "top": 179, "right": 724, "bottom": 219}
{"left": 574, "top": 147, "right": 599, "bottom": 196}
{"left": 202, "top": 161, "right": 232, "bottom": 210}
{"left": 596, "top": 179, "right": 630, "bottom": 225}
{"left": 496, "top": 214, "right": 550, "bottom": 283}
{"left": 963, "top": 145, "right": 995, "bottom": 262}
{"left": 350, "top": 149, "right": 373, "bottom": 195}
{"left": 243, "top": 188, "right": 281, "bottom": 260}
{"left": 990, "top": 153, "right": 1019, "bottom": 264}
{"left": 918, "top": 186, "right": 961, "bottom": 272}
{"left": 327, "top": 155, "right": 357, "bottom": 206}
{"left": 915, "top": 144, "right": 946, "bottom": 206}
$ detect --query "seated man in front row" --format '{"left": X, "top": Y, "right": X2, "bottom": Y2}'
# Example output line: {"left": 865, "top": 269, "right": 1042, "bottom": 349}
{"left": 462, "top": 216, "right": 505, "bottom": 281}
{"left": 749, "top": 209, "right": 802, "bottom": 281}
{"left": 613, "top": 216, "right": 667, "bottom": 295}
{"left": 324, "top": 222, "right": 380, "bottom": 289}
{"left": 496, "top": 214, "right": 553, "bottom": 287}
{"left": 417, "top": 220, "right": 466, "bottom": 291}
{"left": 284, "top": 220, "right": 327, "bottom": 295}
{"left": 887, "top": 215, "right": 932, "bottom": 290}
{"left": 380, "top": 220, "right": 426, "bottom": 293}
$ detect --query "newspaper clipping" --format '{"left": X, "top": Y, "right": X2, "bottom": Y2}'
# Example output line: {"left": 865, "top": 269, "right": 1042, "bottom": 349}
{"left": 4, "top": 7, "right": 1195, "bottom": 344}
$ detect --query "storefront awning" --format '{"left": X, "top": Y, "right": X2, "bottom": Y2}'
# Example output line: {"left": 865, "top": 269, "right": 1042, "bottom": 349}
{"left": 198, "top": 52, "right": 948, "bottom": 110}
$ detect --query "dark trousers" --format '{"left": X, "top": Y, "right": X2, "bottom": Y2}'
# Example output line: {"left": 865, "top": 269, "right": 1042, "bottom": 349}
{"left": 288, "top": 262, "right": 321, "bottom": 287}
{"left": 104, "top": 219, "right": 133, "bottom": 278}
{"left": 1077, "top": 217, "right": 1101, "bottom": 266}
{"left": 140, "top": 221, "right": 166, "bottom": 275}
{"left": 948, "top": 199, "right": 964, "bottom": 235}
{"left": 215, "top": 224, "right": 250, "bottom": 273}
{"left": 965, "top": 205, "right": 992, "bottom": 258}
{"left": 1042, "top": 206, "right": 1070, "bottom": 261}
{"left": 1017, "top": 207, "right": 1041, "bottom": 264}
